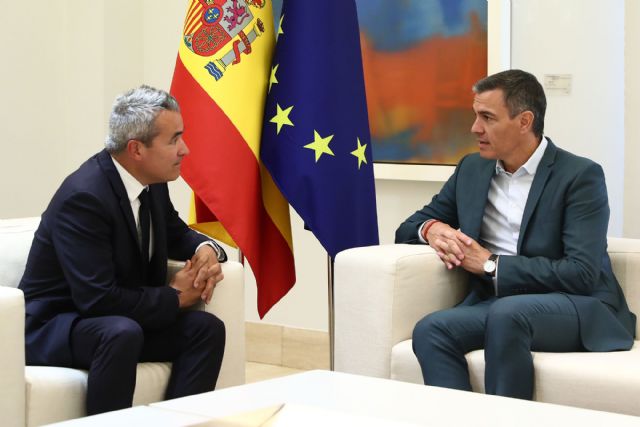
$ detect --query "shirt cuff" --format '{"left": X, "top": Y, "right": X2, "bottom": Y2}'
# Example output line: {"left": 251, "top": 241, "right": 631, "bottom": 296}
{"left": 196, "top": 241, "right": 228, "bottom": 263}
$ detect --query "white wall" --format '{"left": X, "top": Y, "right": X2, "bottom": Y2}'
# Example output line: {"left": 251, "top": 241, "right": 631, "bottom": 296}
{"left": 1, "top": 1, "right": 106, "bottom": 218}
{"left": 511, "top": 0, "right": 625, "bottom": 236}
{"left": 0, "top": 0, "right": 636, "bottom": 331}
{"left": 624, "top": 0, "right": 640, "bottom": 238}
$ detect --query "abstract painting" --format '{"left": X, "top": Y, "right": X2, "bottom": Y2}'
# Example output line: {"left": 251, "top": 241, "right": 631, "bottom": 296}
{"left": 356, "top": 0, "right": 488, "bottom": 165}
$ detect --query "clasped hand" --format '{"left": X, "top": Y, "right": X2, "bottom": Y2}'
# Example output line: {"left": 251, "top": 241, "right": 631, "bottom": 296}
{"left": 170, "top": 245, "right": 224, "bottom": 307}
{"left": 425, "top": 222, "right": 490, "bottom": 275}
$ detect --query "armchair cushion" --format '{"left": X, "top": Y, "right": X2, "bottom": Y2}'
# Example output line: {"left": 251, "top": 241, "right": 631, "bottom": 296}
{"left": 0, "top": 287, "right": 25, "bottom": 427}
{"left": 0, "top": 217, "right": 40, "bottom": 289}
{"left": 24, "top": 363, "right": 173, "bottom": 427}
{"left": 334, "top": 244, "right": 466, "bottom": 379}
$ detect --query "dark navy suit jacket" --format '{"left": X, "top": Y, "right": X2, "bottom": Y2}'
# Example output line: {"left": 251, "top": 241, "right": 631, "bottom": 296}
{"left": 19, "top": 150, "right": 209, "bottom": 367}
{"left": 395, "top": 140, "right": 636, "bottom": 351}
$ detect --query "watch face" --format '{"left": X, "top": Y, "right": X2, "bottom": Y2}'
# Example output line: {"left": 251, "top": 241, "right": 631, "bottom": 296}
{"left": 483, "top": 260, "right": 496, "bottom": 273}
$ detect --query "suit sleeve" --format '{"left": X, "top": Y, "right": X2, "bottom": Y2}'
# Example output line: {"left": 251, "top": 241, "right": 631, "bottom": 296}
{"left": 394, "top": 157, "right": 466, "bottom": 244}
{"left": 497, "top": 162, "right": 610, "bottom": 296}
{"left": 153, "top": 184, "right": 209, "bottom": 260}
{"left": 53, "top": 191, "right": 180, "bottom": 328}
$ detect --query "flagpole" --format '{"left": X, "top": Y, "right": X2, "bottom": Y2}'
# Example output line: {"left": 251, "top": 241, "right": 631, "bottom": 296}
{"left": 327, "top": 254, "right": 335, "bottom": 370}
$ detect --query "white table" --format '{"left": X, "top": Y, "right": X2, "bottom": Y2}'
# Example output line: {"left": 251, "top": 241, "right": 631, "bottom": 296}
{"left": 46, "top": 405, "right": 211, "bottom": 427}
{"left": 49, "top": 370, "right": 640, "bottom": 426}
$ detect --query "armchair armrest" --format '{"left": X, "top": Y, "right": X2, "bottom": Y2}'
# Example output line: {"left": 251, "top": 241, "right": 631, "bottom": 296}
{"left": 166, "top": 260, "right": 245, "bottom": 388}
{"left": 0, "top": 287, "right": 26, "bottom": 427}
{"left": 334, "top": 244, "right": 467, "bottom": 379}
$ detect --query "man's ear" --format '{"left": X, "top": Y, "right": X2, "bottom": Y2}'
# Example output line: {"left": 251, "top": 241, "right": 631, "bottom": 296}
{"left": 126, "top": 139, "right": 144, "bottom": 160}
{"left": 519, "top": 111, "right": 534, "bottom": 134}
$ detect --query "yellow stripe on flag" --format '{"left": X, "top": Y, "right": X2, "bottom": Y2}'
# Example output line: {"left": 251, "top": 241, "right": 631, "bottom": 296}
{"left": 260, "top": 165, "right": 293, "bottom": 251}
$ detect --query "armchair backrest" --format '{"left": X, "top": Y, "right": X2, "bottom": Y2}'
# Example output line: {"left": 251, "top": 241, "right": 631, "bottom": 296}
{"left": 607, "top": 237, "right": 640, "bottom": 337}
{"left": 0, "top": 217, "right": 40, "bottom": 289}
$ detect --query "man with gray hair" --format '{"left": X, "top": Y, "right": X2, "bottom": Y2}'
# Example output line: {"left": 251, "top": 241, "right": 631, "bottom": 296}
{"left": 19, "top": 85, "right": 228, "bottom": 415}
{"left": 396, "top": 70, "right": 635, "bottom": 399}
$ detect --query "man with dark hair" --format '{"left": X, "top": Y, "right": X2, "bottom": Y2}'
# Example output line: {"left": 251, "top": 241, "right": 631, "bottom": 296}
{"left": 19, "top": 85, "right": 228, "bottom": 415}
{"left": 396, "top": 69, "right": 635, "bottom": 399}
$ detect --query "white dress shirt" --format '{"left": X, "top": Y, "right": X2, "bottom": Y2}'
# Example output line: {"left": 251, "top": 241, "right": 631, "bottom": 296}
{"left": 479, "top": 137, "right": 548, "bottom": 256}
{"left": 479, "top": 137, "right": 547, "bottom": 291}
{"left": 112, "top": 157, "right": 154, "bottom": 259}
{"left": 111, "top": 156, "right": 221, "bottom": 262}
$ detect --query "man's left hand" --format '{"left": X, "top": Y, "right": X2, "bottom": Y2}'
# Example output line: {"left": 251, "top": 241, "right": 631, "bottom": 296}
{"left": 191, "top": 245, "right": 224, "bottom": 304}
{"left": 436, "top": 231, "right": 491, "bottom": 276}
{"left": 457, "top": 238, "right": 492, "bottom": 276}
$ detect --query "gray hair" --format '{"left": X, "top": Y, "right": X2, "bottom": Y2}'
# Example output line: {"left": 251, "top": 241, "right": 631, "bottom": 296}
{"left": 473, "top": 69, "right": 547, "bottom": 139}
{"left": 104, "top": 85, "right": 180, "bottom": 153}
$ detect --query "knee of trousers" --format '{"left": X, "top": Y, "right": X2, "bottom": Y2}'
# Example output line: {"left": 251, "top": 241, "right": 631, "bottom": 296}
{"left": 485, "top": 298, "right": 532, "bottom": 340}
{"left": 98, "top": 317, "right": 145, "bottom": 353}
{"left": 412, "top": 312, "right": 453, "bottom": 355}
{"left": 185, "top": 311, "right": 226, "bottom": 347}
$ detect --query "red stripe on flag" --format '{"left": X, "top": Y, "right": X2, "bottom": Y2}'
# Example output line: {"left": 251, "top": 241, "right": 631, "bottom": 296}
{"left": 184, "top": 2, "right": 202, "bottom": 34}
{"left": 194, "top": 194, "right": 218, "bottom": 222}
{"left": 185, "top": 5, "right": 197, "bottom": 26}
{"left": 185, "top": 12, "right": 201, "bottom": 35}
{"left": 171, "top": 56, "right": 295, "bottom": 317}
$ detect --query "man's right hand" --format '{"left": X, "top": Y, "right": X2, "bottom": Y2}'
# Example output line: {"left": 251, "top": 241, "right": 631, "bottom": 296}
{"left": 424, "top": 221, "right": 472, "bottom": 270}
{"left": 169, "top": 260, "right": 203, "bottom": 308}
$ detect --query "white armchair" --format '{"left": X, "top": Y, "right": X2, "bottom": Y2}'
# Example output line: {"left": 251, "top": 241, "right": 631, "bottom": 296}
{"left": 334, "top": 241, "right": 640, "bottom": 416}
{"left": 0, "top": 217, "right": 246, "bottom": 427}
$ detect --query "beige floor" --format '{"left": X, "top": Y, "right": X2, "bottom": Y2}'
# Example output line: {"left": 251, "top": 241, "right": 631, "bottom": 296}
{"left": 245, "top": 362, "right": 306, "bottom": 384}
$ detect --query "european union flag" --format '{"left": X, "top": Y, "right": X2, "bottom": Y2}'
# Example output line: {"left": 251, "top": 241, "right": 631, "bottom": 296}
{"left": 260, "top": 0, "right": 379, "bottom": 258}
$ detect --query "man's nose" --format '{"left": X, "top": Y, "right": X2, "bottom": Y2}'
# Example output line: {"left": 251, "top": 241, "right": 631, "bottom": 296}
{"left": 178, "top": 138, "right": 190, "bottom": 156}
{"left": 471, "top": 118, "right": 482, "bottom": 134}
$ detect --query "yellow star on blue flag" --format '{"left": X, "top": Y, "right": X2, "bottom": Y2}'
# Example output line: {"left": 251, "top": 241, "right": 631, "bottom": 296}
{"left": 269, "top": 64, "right": 279, "bottom": 93}
{"left": 351, "top": 137, "right": 368, "bottom": 169}
{"left": 270, "top": 103, "right": 294, "bottom": 134}
{"left": 304, "top": 131, "right": 335, "bottom": 162}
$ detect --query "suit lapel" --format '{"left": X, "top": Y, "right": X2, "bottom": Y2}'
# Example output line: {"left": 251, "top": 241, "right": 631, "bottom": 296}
{"left": 96, "top": 150, "right": 139, "bottom": 247}
{"left": 517, "top": 140, "right": 558, "bottom": 253}
{"left": 148, "top": 186, "right": 168, "bottom": 285}
{"left": 465, "top": 160, "right": 495, "bottom": 240}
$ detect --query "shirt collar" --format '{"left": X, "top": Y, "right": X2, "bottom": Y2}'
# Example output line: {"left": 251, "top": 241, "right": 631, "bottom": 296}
{"left": 111, "top": 156, "right": 148, "bottom": 203}
{"left": 495, "top": 136, "right": 548, "bottom": 177}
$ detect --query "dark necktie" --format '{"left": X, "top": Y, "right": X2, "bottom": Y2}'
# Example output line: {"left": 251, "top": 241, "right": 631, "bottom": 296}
{"left": 138, "top": 189, "right": 150, "bottom": 265}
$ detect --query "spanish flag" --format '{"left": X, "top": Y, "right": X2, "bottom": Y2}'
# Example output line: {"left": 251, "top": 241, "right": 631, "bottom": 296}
{"left": 170, "top": 0, "right": 295, "bottom": 317}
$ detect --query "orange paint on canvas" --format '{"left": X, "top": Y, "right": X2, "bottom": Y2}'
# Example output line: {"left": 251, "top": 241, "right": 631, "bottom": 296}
{"left": 361, "top": 13, "right": 487, "bottom": 164}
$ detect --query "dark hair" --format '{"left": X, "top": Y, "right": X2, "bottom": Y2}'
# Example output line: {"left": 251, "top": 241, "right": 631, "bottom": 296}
{"left": 473, "top": 69, "right": 546, "bottom": 138}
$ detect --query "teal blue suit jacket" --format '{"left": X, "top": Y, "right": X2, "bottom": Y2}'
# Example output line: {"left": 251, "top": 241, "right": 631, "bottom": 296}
{"left": 396, "top": 140, "right": 636, "bottom": 351}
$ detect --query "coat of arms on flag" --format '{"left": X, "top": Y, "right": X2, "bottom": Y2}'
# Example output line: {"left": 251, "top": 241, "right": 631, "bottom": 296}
{"left": 182, "top": 0, "right": 267, "bottom": 81}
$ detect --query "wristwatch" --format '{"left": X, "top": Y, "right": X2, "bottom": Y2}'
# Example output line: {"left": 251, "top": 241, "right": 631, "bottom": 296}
{"left": 483, "top": 254, "right": 499, "bottom": 277}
